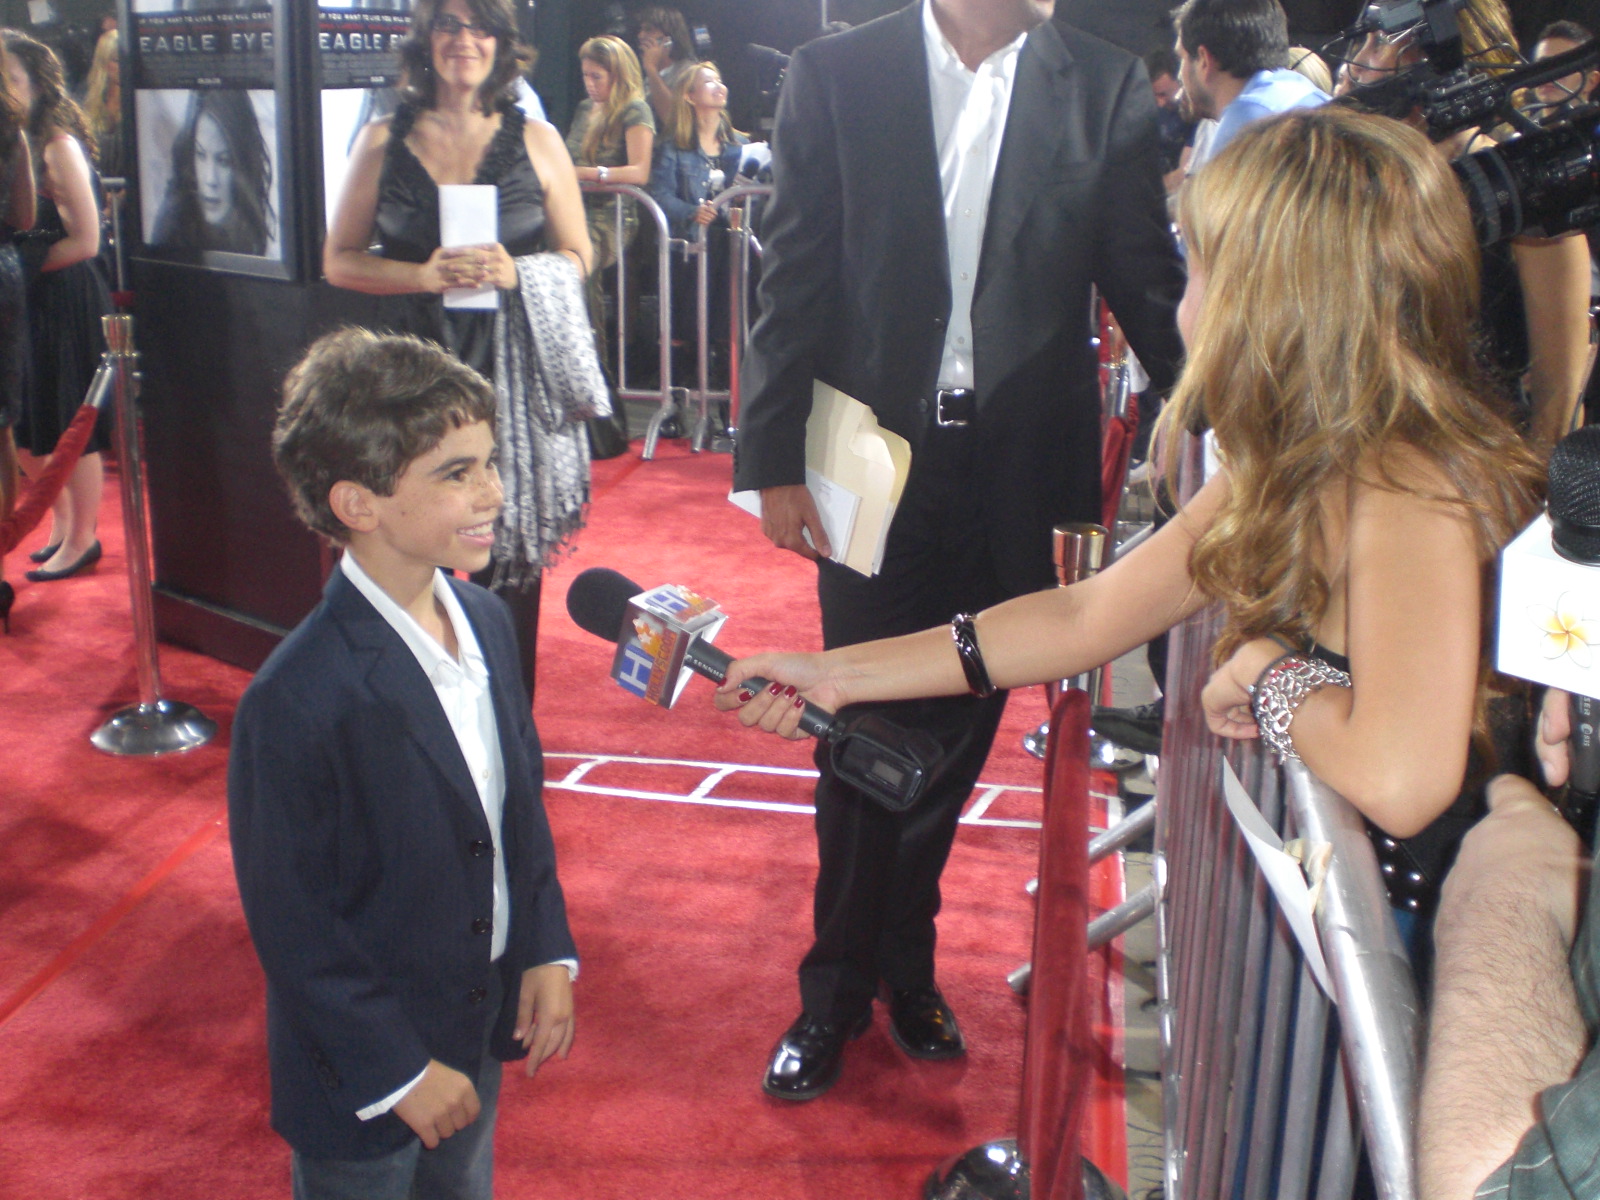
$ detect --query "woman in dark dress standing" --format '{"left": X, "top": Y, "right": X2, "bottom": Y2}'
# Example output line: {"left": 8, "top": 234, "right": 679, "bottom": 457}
{"left": 0, "top": 56, "right": 33, "bottom": 628}
{"left": 4, "top": 31, "right": 113, "bottom": 586}
{"left": 324, "top": 0, "right": 591, "bottom": 698}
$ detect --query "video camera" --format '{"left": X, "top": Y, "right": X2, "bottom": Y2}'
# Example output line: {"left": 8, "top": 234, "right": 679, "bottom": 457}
{"left": 1336, "top": 0, "right": 1600, "bottom": 243}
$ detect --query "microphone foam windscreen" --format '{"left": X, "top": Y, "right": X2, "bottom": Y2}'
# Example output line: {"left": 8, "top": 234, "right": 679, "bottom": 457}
{"left": 1549, "top": 425, "right": 1600, "bottom": 565}
{"left": 565, "top": 567, "right": 643, "bottom": 642}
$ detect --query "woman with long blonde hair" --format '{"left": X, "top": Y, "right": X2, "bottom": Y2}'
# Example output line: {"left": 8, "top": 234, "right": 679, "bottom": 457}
{"left": 717, "top": 107, "right": 1543, "bottom": 885}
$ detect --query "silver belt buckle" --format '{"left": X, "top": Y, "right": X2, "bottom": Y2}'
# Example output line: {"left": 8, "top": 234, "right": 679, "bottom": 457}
{"left": 935, "top": 388, "right": 973, "bottom": 427}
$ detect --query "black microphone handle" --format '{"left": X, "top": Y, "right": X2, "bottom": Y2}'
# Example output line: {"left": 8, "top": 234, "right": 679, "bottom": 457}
{"left": 1569, "top": 692, "right": 1600, "bottom": 794}
{"left": 682, "top": 637, "right": 842, "bottom": 740}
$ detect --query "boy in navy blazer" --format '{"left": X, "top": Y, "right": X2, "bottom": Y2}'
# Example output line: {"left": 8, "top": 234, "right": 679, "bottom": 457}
{"left": 229, "top": 328, "right": 577, "bottom": 1199}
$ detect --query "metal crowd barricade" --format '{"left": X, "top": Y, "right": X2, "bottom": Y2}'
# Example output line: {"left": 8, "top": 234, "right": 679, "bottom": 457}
{"left": 579, "top": 181, "right": 675, "bottom": 458}
{"left": 1155, "top": 433, "right": 1421, "bottom": 1200}
{"left": 689, "top": 183, "right": 771, "bottom": 451}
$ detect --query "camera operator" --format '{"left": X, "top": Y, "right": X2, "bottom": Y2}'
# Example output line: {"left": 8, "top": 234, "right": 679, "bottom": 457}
{"left": 1338, "top": 0, "right": 1591, "bottom": 455}
{"left": 1417, "top": 688, "right": 1591, "bottom": 1200}
{"left": 1528, "top": 21, "right": 1600, "bottom": 123}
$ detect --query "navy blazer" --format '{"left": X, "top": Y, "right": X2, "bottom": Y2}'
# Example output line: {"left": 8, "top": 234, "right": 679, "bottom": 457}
{"left": 228, "top": 567, "right": 576, "bottom": 1160}
{"left": 734, "top": 5, "right": 1185, "bottom": 595}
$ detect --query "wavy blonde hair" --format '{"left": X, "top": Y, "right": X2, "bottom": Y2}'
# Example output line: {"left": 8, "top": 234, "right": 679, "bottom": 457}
{"left": 578, "top": 35, "right": 646, "bottom": 164}
{"left": 667, "top": 62, "right": 737, "bottom": 150}
{"left": 1158, "top": 106, "right": 1543, "bottom": 661}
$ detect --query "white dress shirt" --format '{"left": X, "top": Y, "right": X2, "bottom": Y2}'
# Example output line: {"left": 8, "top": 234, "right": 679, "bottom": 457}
{"left": 339, "top": 554, "right": 575, "bottom": 1119}
{"left": 922, "top": 0, "right": 1026, "bottom": 391}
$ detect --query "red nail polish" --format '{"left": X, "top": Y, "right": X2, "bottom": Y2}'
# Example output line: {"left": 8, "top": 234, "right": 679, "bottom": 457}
{"left": 737, "top": 689, "right": 755, "bottom": 703}
{"left": 793, "top": 696, "right": 805, "bottom": 709}
{"left": 768, "top": 682, "right": 782, "bottom": 696}
{"left": 783, "top": 685, "right": 797, "bottom": 698}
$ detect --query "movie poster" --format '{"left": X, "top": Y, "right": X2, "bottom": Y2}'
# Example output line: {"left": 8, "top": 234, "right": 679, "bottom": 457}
{"left": 136, "top": 88, "right": 282, "bottom": 263}
{"left": 320, "top": 0, "right": 410, "bottom": 231}
{"left": 131, "top": 0, "right": 288, "bottom": 273}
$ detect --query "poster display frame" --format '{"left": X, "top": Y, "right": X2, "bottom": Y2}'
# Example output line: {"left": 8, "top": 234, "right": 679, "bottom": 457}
{"left": 126, "top": 0, "right": 299, "bottom": 281}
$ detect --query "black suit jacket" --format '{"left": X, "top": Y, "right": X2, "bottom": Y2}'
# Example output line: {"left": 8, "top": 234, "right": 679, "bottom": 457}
{"left": 734, "top": 4, "right": 1185, "bottom": 595}
{"left": 228, "top": 568, "right": 575, "bottom": 1160}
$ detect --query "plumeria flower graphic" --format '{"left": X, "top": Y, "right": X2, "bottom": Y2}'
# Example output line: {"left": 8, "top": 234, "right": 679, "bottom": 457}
{"left": 1531, "top": 593, "right": 1600, "bottom": 668}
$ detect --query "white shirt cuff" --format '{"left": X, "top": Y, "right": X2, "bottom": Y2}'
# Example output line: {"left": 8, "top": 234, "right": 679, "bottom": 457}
{"left": 356, "top": 1067, "right": 428, "bottom": 1121}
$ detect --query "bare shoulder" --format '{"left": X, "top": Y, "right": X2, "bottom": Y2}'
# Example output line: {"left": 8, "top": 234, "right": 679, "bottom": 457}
{"left": 521, "top": 117, "right": 568, "bottom": 166}
{"left": 1350, "top": 445, "right": 1478, "bottom": 538}
{"left": 349, "top": 115, "right": 394, "bottom": 158}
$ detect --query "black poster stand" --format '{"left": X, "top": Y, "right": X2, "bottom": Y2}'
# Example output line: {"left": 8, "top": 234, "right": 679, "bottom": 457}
{"left": 124, "top": 0, "right": 543, "bottom": 669}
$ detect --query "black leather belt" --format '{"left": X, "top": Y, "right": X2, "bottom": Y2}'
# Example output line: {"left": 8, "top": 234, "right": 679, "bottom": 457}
{"left": 935, "top": 388, "right": 975, "bottom": 427}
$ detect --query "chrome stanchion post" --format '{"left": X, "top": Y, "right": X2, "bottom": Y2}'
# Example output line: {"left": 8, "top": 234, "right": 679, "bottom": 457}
{"left": 91, "top": 314, "right": 217, "bottom": 756}
{"left": 1023, "top": 523, "right": 1107, "bottom": 760}
{"left": 715, "top": 204, "right": 745, "bottom": 455}
{"left": 690, "top": 218, "right": 711, "bottom": 450}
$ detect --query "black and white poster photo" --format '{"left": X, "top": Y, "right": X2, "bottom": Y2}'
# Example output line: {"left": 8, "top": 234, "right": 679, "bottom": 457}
{"left": 138, "top": 88, "right": 280, "bottom": 261}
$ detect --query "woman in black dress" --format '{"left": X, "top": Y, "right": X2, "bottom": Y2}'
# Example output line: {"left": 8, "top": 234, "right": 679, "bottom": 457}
{"left": 4, "top": 32, "right": 113, "bottom": 585}
{"left": 0, "top": 58, "right": 33, "bottom": 628}
{"left": 324, "top": 0, "right": 591, "bottom": 697}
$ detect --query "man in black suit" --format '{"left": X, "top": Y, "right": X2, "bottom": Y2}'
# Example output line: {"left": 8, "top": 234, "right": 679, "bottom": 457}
{"left": 733, "top": 0, "right": 1185, "bottom": 1100}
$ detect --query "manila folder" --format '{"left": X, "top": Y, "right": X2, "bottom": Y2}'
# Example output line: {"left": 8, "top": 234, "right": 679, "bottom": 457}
{"left": 804, "top": 382, "right": 911, "bottom": 576}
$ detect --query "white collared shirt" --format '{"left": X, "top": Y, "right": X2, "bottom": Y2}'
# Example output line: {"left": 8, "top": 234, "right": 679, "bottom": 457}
{"left": 340, "top": 553, "right": 519, "bottom": 1122}
{"left": 922, "top": 0, "right": 1026, "bottom": 391}
{"left": 342, "top": 552, "right": 511, "bottom": 963}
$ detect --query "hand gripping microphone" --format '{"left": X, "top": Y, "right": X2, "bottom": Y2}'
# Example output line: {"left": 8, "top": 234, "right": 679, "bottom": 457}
{"left": 1497, "top": 426, "right": 1600, "bottom": 843}
{"left": 565, "top": 567, "right": 943, "bottom": 812}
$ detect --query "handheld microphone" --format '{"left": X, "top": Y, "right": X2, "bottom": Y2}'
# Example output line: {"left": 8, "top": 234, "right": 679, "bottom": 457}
{"left": 1547, "top": 428, "right": 1600, "bottom": 839}
{"left": 565, "top": 567, "right": 943, "bottom": 811}
{"left": 1498, "top": 426, "right": 1600, "bottom": 843}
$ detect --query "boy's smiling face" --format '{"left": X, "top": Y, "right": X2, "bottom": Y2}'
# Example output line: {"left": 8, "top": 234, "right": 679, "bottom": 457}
{"left": 355, "top": 419, "right": 502, "bottom": 581}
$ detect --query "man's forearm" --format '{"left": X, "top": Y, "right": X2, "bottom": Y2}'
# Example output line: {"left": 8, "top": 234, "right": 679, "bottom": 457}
{"left": 1420, "top": 877, "right": 1586, "bottom": 1199}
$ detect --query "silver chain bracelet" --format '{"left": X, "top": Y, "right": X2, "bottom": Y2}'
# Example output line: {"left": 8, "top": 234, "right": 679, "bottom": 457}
{"left": 1249, "top": 655, "right": 1351, "bottom": 761}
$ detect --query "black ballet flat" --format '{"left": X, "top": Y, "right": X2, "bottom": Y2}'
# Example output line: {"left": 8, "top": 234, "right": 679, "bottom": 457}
{"left": 0, "top": 579, "right": 12, "bottom": 633}
{"left": 28, "top": 541, "right": 60, "bottom": 563}
{"left": 25, "top": 540, "right": 101, "bottom": 582}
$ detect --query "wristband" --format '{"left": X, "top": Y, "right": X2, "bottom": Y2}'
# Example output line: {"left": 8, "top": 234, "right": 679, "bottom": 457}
{"left": 1249, "top": 655, "right": 1351, "bottom": 761}
{"left": 950, "top": 613, "right": 995, "bottom": 698}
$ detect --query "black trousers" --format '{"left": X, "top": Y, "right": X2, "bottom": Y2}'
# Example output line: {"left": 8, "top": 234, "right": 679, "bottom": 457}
{"left": 800, "top": 424, "right": 1012, "bottom": 1024}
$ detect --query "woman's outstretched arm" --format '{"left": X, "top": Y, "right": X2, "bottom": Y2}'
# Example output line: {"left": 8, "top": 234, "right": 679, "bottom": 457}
{"left": 715, "top": 473, "right": 1227, "bottom": 736}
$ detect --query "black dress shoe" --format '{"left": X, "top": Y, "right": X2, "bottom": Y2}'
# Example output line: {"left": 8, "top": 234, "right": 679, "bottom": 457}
{"left": 762, "top": 1010, "right": 871, "bottom": 1101}
{"left": 887, "top": 985, "right": 966, "bottom": 1060}
{"left": 28, "top": 541, "right": 60, "bottom": 563}
{"left": 26, "top": 540, "right": 101, "bottom": 582}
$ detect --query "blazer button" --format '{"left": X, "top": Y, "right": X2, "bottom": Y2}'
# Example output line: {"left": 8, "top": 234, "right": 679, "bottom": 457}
{"left": 932, "top": 315, "right": 946, "bottom": 329}
{"left": 468, "top": 839, "right": 490, "bottom": 857}
{"left": 467, "top": 987, "right": 488, "bottom": 1004}
{"left": 915, "top": 398, "right": 929, "bottom": 417}
{"left": 472, "top": 917, "right": 492, "bottom": 935}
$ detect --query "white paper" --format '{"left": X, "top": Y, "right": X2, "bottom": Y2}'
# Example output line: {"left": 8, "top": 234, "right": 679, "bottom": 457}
{"left": 1220, "top": 760, "right": 1335, "bottom": 998}
{"left": 439, "top": 184, "right": 498, "bottom": 311}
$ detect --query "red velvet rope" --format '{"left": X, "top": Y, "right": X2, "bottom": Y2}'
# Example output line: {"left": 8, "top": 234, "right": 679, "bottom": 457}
{"left": 0, "top": 403, "right": 100, "bottom": 557}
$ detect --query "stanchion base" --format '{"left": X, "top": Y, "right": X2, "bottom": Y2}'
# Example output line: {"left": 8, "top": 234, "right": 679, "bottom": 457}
{"left": 925, "top": 1139, "right": 1027, "bottom": 1200}
{"left": 91, "top": 700, "right": 217, "bottom": 757}
{"left": 923, "top": 1142, "right": 1127, "bottom": 1200}
{"left": 1088, "top": 732, "right": 1146, "bottom": 774}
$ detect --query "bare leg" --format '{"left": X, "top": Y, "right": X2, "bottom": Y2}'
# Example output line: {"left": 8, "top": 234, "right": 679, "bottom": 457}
{"left": 33, "top": 451, "right": 101, "bottom": 572}
{"left": 1418, "top": 775, "right": 1589, "bottom": 1200}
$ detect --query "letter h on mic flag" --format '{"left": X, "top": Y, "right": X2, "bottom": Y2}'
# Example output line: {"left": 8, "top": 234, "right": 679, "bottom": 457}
{"left": 608, "top": 584, "right": 728, "bottom": 707}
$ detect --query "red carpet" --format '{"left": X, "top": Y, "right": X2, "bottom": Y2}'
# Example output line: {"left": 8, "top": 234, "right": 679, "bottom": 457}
{"left": 0, "top": 443, "right": 1127, "bottom": 1198}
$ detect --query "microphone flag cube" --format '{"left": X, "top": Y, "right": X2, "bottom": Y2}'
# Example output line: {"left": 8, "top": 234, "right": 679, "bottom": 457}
{"left": 1497, "top": 511, "right": 1600, "bottom": 699}
{"left": 609, "top": 584, "right": 727, "bottom": 707}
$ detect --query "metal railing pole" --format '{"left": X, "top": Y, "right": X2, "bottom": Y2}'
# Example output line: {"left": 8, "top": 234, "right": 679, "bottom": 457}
{"left": 90, "top": 314, "right": 216, "bottom": 756}
{"left": 725, "top": 204, "right": 747, "bottom": 446}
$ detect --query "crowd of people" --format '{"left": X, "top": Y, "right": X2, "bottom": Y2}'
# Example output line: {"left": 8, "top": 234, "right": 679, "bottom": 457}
{"left": 13, "top": 0, "right": 1599, "bottom": 1197}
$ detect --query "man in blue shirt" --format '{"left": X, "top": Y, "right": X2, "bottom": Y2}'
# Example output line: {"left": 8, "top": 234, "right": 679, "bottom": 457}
{"left": 1173, "top": 0, "right": 1326, "bottom": 170}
